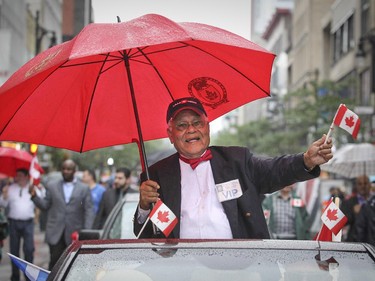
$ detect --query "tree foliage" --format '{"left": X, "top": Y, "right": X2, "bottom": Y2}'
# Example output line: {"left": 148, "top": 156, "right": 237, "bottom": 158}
{"left": 212, "top": 79, "right": 356, "bottom": 156}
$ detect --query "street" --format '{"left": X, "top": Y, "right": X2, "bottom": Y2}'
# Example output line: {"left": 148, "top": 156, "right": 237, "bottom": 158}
{"left": 0, "top": 224, "right": 49, "bottom": 281}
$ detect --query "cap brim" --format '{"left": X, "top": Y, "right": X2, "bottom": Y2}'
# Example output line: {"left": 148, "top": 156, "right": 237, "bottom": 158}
{"left": 170, "top": 107, "right": 206, "bottom": 121}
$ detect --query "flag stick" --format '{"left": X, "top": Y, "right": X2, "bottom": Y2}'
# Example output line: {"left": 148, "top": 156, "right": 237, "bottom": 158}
{"left": 8, "top": 253, "right": 51, "bottom": 274}
{"left": 316, "top": 224, "right": 323, "bottom": 240}
{"left": 332, "top": 197, "right": 342, "bottom": 242}
{"left": 136, "top": 216, "right": 151, "bottom": 239}
{"left": 324, "top": 122, "right": 334, "bottom": 145}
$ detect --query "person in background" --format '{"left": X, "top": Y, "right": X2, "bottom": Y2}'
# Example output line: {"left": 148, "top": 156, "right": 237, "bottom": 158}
{"left": 371, "top": 178, "right": 375, "bottom": 195}
{"left": 0, "top": 178, "right": 10, "bottom": 263}
{"left": 355, "top": 193, "right": 375, "bottom": 246}
{"left": 29, "top": 159, "right": 94, "bottom": 270}
{"left": 93, "top": 167, "right": 132, "bottom": 229}
{"left": 262, "top": 184, "right": 310, "bottom": 240}
{"left": 0, "top": 169, "right": 39, "bottom": 281}
{"left": 82, "top": 169, "right": 106, "bottom": 215}
{"left": 341, "top": 175, "right": 371, "bottom": 242}
{"left": 134, "top": 97, "right": 333, "bottom": 239}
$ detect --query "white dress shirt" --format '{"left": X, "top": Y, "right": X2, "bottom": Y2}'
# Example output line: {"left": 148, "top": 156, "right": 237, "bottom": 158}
{"left": 179, "top": 159, "right": 232, "bottom": 238}
{"left": 0, "top": 183, "right": 35, "bottom": 220}
{"left": 63, "top": 180, "right": 75, "bottom": 204}
{"left": 137, "top": 159, "right": 233, "bottom": 238}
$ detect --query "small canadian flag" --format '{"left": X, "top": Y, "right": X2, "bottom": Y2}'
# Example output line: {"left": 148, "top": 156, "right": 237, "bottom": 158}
{"left": 333, "top": 104, "right": 361, "bottom": 139}
{"left": 149, "top": 199, "right": 178, "bottom": 237}
{"left": 320, "top": 200, "right": 347, "bottom": 235}
{"left": 29, "top": 155, "right": 41, "bottom": 186}
{"left": 291, "top": 198, "right": 304, "bottom": 207}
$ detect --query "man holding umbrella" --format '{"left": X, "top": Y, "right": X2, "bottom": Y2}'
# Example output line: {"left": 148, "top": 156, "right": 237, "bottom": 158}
{"left": 134, "top": 97, "right": 333, "bottom": 239}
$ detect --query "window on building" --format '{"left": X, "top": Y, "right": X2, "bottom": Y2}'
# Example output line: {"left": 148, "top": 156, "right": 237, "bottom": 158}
{"left": 332, "top": 15, "right": 354, "bottom": 64}
{"left": 361, "top": 0, "right": 370, "bottom": 36}
{"left": 337, "top": 71, "right": 356, "bottom": 100}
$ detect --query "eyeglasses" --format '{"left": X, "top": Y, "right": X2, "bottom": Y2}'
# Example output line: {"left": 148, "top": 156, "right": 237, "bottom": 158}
{"left": 174, "top": 120, "right": 206, "bottom": 131}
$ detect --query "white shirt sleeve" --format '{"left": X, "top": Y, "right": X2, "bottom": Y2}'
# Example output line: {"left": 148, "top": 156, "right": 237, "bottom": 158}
{"left": 137, "top": 205, "right": 150, "bottom": 224}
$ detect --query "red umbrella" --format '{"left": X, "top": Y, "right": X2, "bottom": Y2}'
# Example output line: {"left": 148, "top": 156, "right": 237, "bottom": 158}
{"left": 0, "top": 147, "right": 44, "bottom": 177}
{"left": 0, "top": 14, "right": 275, "bottom": 172}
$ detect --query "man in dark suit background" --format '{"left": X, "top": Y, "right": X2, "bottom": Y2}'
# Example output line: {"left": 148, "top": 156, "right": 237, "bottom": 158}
{"left": 30, "top": 159, "right": 94, "bottom": 270}
{"left": 134, "top": 97, "right": 333, "bottom": 239}
{"left": 341, "top": 174, "right": 371, "bottom": 242}
{"left": 93, "top": 167, "right": 132, "bottom": 229}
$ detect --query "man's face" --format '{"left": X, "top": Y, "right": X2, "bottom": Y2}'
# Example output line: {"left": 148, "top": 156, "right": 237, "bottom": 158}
{"left": 113, "top": 172, "right": 129, "bottom": 190}
{"left": 62, "top": 161, "right": 76, "bottom": 182}
{"left": 167, "top": 109, "right": 210, "bottom": 159}
{"left": 356, "top": 175, "right": 370, "bottom": 197}
{"left": 280, "top": 185, "right": 293, "bottom": 196}
{"left": 82, "top": 171, "right": 92, "bottom": 184}
{"left": 15, "top": 171, "right": 29, "bottom": 187}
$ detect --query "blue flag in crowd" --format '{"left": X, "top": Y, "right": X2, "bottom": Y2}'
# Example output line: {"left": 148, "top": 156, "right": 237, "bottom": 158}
{"left": 8, "top": 253, "right": 50, "bottom": 281}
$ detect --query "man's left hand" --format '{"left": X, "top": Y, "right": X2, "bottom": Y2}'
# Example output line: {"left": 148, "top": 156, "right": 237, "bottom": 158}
{"left": 304, "top": 134, "right": 333, "bottom": 170}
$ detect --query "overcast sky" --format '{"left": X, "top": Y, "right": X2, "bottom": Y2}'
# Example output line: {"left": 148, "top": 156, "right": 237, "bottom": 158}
{"left": 91, "top": 0, "right": 251, "bottom": 39}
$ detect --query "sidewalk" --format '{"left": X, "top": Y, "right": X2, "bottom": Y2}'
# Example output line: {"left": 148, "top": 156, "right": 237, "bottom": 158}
{"left": 0, "top": 225, "right": 49, "bottom": 281}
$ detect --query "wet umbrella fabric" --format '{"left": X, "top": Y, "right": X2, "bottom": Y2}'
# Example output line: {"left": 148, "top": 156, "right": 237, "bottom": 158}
{"left": 320, "top": 143, "right": 375, "bottom": 178}
{"left": 0, "top": 147, "right": 44, "bottom": 177}
{"left": 0, "top": 14, "right": 275, "bottom": 157}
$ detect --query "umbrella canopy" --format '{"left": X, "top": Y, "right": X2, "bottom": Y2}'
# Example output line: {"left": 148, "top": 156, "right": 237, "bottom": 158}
{"left": 0, "top": 14, "right": 274, "bottom": 155}
{"left": 0, "top": 147, "right": 44, "bottom": 177}
{"left": 320, "top": 143, "right": 375, "bottom": 178}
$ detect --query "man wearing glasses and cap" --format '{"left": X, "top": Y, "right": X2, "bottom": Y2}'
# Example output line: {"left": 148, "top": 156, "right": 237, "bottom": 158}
{"left": 134, "top": 97, "right": 333, "bottom": 239}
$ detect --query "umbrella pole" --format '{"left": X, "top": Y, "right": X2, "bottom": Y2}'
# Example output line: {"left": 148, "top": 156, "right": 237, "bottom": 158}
{"left": 123, "top": 53, "right": 150, "bottom": 179}
{"left": 123, "top": 52, "right": 161, "bottom": 237}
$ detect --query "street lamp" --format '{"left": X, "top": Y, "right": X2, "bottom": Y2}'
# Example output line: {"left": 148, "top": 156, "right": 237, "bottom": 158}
{"left": 35, "top": 10, "right": 57, "bottom": 55}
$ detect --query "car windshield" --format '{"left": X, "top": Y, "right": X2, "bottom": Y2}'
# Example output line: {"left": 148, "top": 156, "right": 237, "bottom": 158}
{"left": 64, "top": 245, "right": 375, "bottom": 281}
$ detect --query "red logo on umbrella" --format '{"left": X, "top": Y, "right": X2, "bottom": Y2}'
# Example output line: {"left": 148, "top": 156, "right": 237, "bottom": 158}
{"left": 188, "top": 77, "right": 228, "bottom": 109}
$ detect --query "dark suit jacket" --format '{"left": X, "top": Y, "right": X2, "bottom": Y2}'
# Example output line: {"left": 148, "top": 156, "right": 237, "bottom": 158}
{"left": 134, "top": 146, "right": 319, "bottom": 239}
{"left": 93, "top": 188, "right": 121, "bottom": 229}
{"left": 32, "top": 179, "right": 94, "bottom": 245}
{"left": 341, "top": 195, "right": 361, "bottom": 242}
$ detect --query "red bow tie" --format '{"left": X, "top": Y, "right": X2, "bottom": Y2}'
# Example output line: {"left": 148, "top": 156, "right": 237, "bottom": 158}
{"left": 179, "top": 149, "right": 213, "bottom": 170}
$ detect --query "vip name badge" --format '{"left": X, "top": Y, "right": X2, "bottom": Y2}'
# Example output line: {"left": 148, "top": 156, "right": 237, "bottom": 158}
{"left": 215, "top": 179, "right": 243, "bottom": 202}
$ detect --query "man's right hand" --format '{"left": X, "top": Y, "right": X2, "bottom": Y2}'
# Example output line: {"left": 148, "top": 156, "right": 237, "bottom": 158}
{"left": 29, "top": 185, "right": 36, "bottom": 198}
{"left": 139, "top": 180, "right": 160, "bottom": 210}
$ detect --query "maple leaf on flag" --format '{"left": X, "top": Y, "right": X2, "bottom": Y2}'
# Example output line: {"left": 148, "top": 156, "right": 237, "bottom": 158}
{"left": 345, "top": 116, "right": 355, "bottom": 128}
{"left": 320, "top": 200, "right": 348, "bottom": 236}
{"left": 326, "top": 208, "right": 338, "bottom": 221}
{"left": 149, "top": 199, "right": 178, "bottom": 237}
{"left": 332, "top": 104, "right": 360, "bottom": 139}
{"left": 157, "top": 210, "right": 170, "bottom": 223}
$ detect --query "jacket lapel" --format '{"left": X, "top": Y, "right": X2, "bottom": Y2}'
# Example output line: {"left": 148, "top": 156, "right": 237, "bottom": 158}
{"left": 210, "top": 148, "right": 241, "bottom": 238}
{"left": 159, "top": 153, "right": 181, "bottom": 238}
{"left": 58, "top": 180, "right": 67, "bottom": 204}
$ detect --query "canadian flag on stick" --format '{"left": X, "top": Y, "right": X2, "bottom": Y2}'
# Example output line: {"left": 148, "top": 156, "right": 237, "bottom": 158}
{"left": 29, "top": 155, "right": 41, "bottom": 186}
{"left": 333, "top": 104, "right": 361, "bottom": 139}
{"left": 315, "top": 198, "right": 347, "bottom": 241}
{"left": 149, "top": 199, "right": 178, "bottom": 237}
{"left": 320, "top": 200, "right": 347, "bottom": 235}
